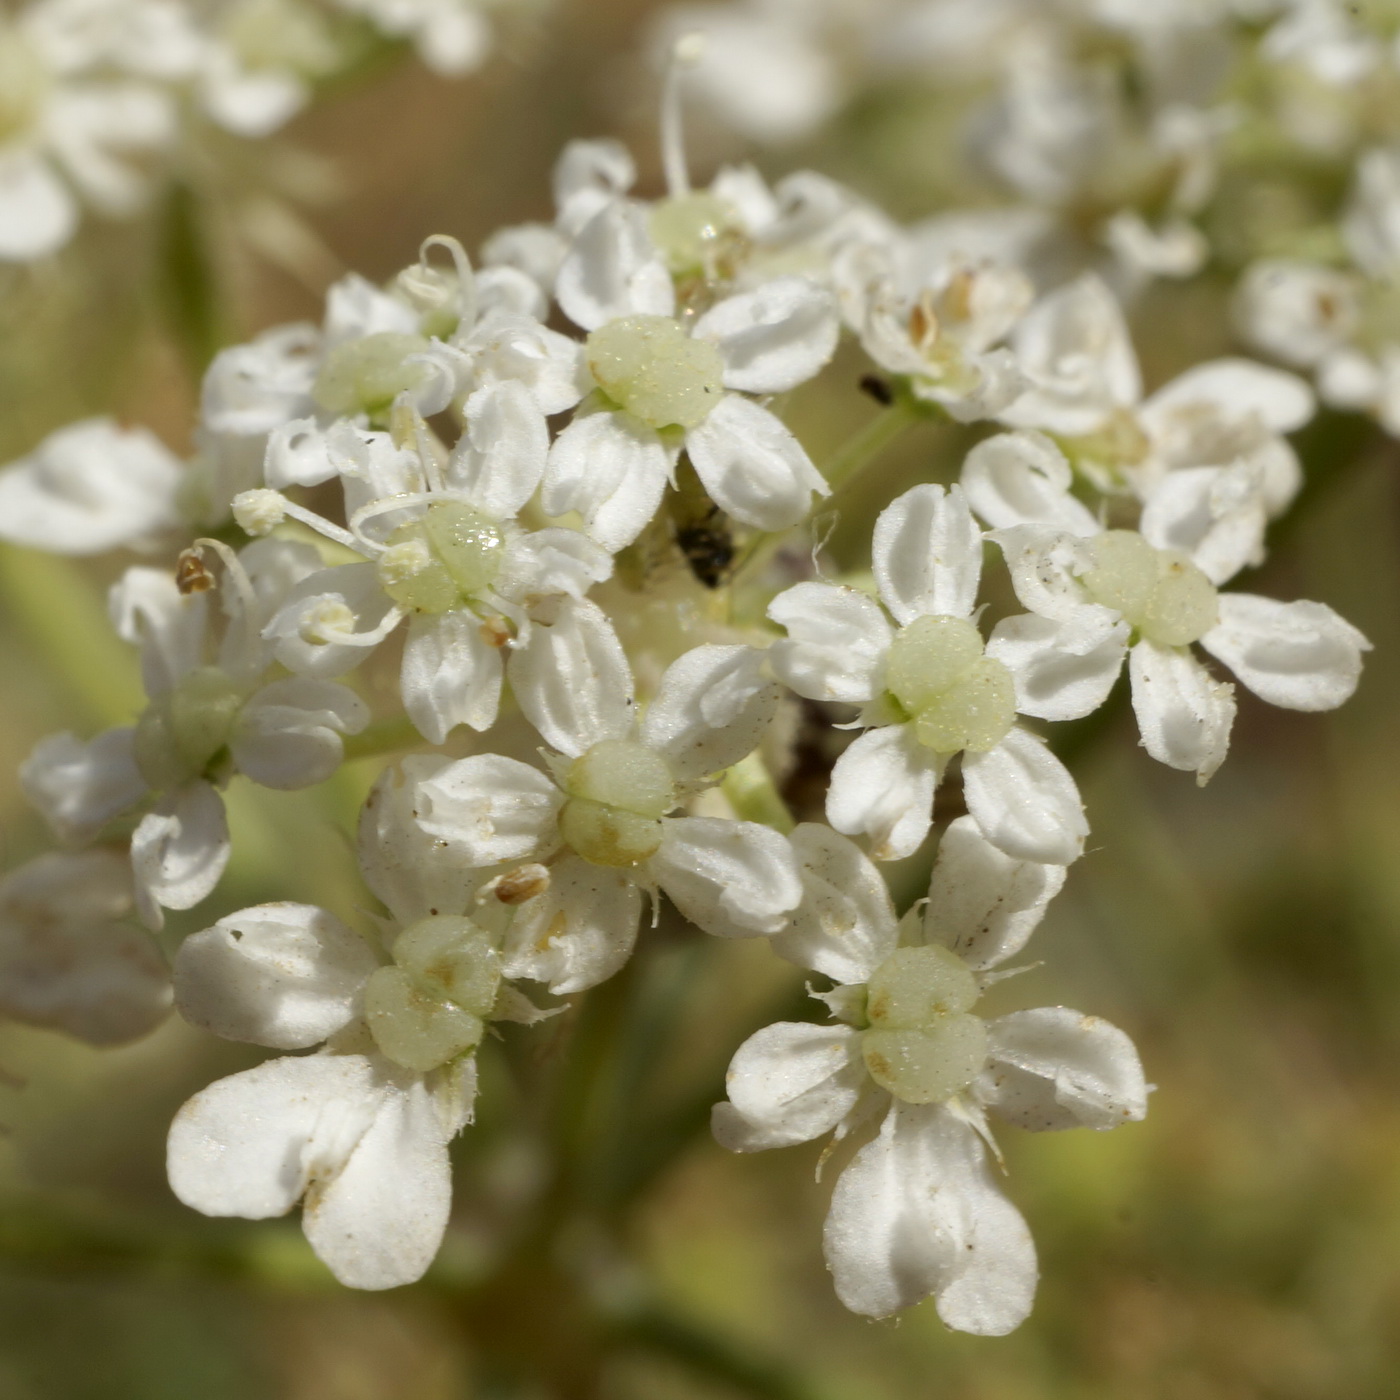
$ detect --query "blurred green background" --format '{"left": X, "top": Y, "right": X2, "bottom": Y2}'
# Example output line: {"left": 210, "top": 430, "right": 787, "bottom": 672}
{"left": 3, "top": 1, "right": 1400, "bottom": 1395}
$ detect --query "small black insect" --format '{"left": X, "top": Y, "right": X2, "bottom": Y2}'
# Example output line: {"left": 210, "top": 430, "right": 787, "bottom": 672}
{"left": 859, "top": 373, "right": 894, "bottom": 405}
{"left": 676, "top": 510, "right": 734, "bottom": 589}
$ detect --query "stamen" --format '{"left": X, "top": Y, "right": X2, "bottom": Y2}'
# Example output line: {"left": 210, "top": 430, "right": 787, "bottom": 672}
{"left": 660, "top": 32, "right": 706, "bottom": 200}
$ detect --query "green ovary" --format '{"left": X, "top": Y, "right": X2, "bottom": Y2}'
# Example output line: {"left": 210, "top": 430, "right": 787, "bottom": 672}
{"left": 861, "top": 944, "right": 987, "bottom": 1104}
{"left": 365, "top": 917, "right": 501, "bottom": 1072}
{"left": 558, "top": 739, "right": 677, "bottom": 867}
{"left": 364, "top": 967, "right": 485, "bottom": 1073}
{"left": 393, "top": 916, "right": 501, "bottom": 1014}
{"left": 1080, "top": 530, "right": 1219, "bottom": 647}
{"left": 648, "top": 193, "right": 739, "bottom": 276}
{"left": 884, "top": 615, "right": 1017, "bottom": 755}
{"left": 313, "top": 332, "right": 433, "bottom": 421}
{"left": 585, "top": 316, "right": 725, "bottom": 431}
{"left": 133, "top": 667, "right": 244, "bottom": 790}
{"left": 376, "top": 502, "right": 504, "bottom": 614}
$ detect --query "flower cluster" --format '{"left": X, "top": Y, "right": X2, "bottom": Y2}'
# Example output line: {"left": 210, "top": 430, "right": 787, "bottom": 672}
{"left": 0, "top": 0, "right": 530, "bottom": 262}
{"left": 0, "top": 36, "right": 1373, "bottom": 1335}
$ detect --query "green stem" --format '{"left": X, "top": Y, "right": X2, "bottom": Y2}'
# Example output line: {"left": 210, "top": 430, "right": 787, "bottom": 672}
{"left": 821, "top": 395, "right": 926, "bottom": 493}
{"left": 0, "top": 547, "right": 143, "bottom": 729}
{"left": 609, "top": 1302, "right": 825, "bottom": 1400}
{"left": 721, "top": 752, "right": 796, "bottom": 833}
{"left": 341, "top": 713, "right": 424, "bottom": 763}
{"left": 159, "top": 181, "right": 228, "bottom": 380}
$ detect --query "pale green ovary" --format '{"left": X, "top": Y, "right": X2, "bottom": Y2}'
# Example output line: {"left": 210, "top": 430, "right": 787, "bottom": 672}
{"left": 313, "top": 332, "right": 433, "bottom": 421}
{"left": 558, "top": 739, "right": 677, "bottom": 868}
{"left": 376, "top": 502, "right": 505, "bottom": 615}
{"left": 1079, "top": 529, "right": 1219, "bottom": 647}
{"left": 365, "top": 916, "right": 501, "bottom": 1072}
{"left": 648, "top": 193, "right": 740, "bottom": 277}
{"left": 861, "top": 944, "right": 988, "bottom": 1104}
{"left": 133, "top": 667, "right": 245, "bottom": 790}
{"left": 883, "top": 614, "right": 1017, "bottom": 755}
{"left": 585, "top": 316, "right": 725, "bottom": 431}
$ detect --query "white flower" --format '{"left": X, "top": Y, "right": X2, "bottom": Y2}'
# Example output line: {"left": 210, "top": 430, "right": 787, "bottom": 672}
{"left": 167, "top": 760, "right": 545, "bottom": 1289}
{"left": 21, "top": 542, "right": 368, "bottom": 927}
{"left": 409, "top": 597, "right": 802, "bottom": 993}
{"left": 648, "top": 5, "right": 844, "bottom": 146}
{"left": 333, "top": 0, "right": 492, "bottom": 77}
{"left": 253, "top": 386, "right": 612, "bottom": 744}
{"left": 197, "top": 0, "right": 343, "bottom": 138}
{"left": 1000, "top": 274, "right": 1314, "bottom": 516}
{"left": 0, "top": 418, "right": 183, "bottom": 555}
{"left": 714, "top": 820, "right": 1147, "bottom": 1331}
{"left": 0, "top": 849, "right": 171, "bottom": 1045}
{"left": 969, "top": 436, "right": 1371, "bottom": 782}
{"left": 544, "top": 202, "right": 837, "bottom": 550}
{"left": 1234, "top": 259, "right": 1360, "bottom": 371}
{"left": 767, "top": 483, "right": 1089, "bottom": 865}
{"left": 844, "top": 247, "right": 1032, "bottom": 422}
{"left": 0, "top": 0, "right": 183, "bottom": 261}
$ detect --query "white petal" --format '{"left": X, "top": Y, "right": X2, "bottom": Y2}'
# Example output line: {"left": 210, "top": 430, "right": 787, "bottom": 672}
{"left": 542, "top": 410, "right": 671, "bottom": 553}
{"left": 826, "top": 725, "right": 941, "bottom": 863}
{"left": 1137, "top": 464, "right": 1267, "bottom": 586}
{"left": 168, "top": 1053, "right": 380, "bottom": 1220}
{"left": 986, "top": 612, "right": 1127, "bottom": 722}
{"left": 1142, "top": 358, "right": 1315, "bottom": 435}
{"left": 693, "top": 277, "right": 839, "bottom": 394}
{"left": 303, "top": 1069, "right": 454, "bottom": 1290}
{"left": 685, "top": 395, "right": 828, "bottom": 532}
{"left": 767, "top": 583, "right": 892, "bottom": 705}
{"left": 502, "top": 852, "right": 641, "bottom": 994}
{"left": 357, "top": 756, "right": 482, "bottom": 927}
{"left": 413, "top": 753, "right": 562, "bottom": 866}
{"left": 959, "top": 431, "right": 1100, "bottom": 535}
{"left": 446, "top": 381, "right": 549, "bottom": 520}
{"left": 556, "top": 200, "right": 673, "bottom": 331}
{"left": 264, "top": 418, "right": 335, "bottom": 489}
{"left": 495, "top": 528, "right": 613, "bottom": 604}
{"left": 872, "top": 483, "right": 982, "bottom": 624}
{"left": 552, "top": 139, "right": 636, "bottom": 235}
{"left": 131, "top": 782, "right": 230, "bottom": 927}
{"left": 20, "top": 728, "right": 145, "bottom": 844}
{"left": 1200, "top": 594, "right": 1371, "bottom": 711}
{"left": 712, "top": 1022, "right": 867, "bottom": 1152}
{"left": 0, "top": 418, "right": 183, "bottom": 554}
{"left": 650, "top": 816, "right": 803, "bottom": 938}
{"left": 640, "top": 645, "right": 778, "bottom": 782}
{"left": 230, "top": 679, "right": 368, "bottom": 790}
{"left": 962, "top": 727, "right": 1087, "bottom": 866}
{"left": 264, "top": 564, "right": 401, "bottom": 680}
{"left": 987, "top": 525, "right": 1107, "bottom": 628}
{"left": 175, "top": 904, "right": 378, "bottom": 1050}
{"left": 110, "top": 567, "right": 207, "bottom": 696}
{"left": 508, "top": 596, "right": 634, "bottom": 758}
{"left": 923, "top": 815, "right": 1066, "bottom": 971}
{"left": 457, "top": 310, "right": 588, "bottom": 417}
{"left": 1128, "top": 641, "right": 1235, "bottom": 783}
{"left": 824, "top": 1102, "right": 1037, "bottom": 1332}
{"left": 1002, "top": 273, "right": 1140, "bottom": 435}
{"left": 982, "top": 1008, "right": 1149, "bottom": 1132}
{"left": 0, "top": 150, "right": 77, "bottom": 262}
{"left": 771, "top": 824, "right": 899, "bottom": 984}
{"left": 401, "top": 612, "right": 503, "bottom": 744}
{"left": 0, "top": 850, "right": 170, "bottom": 1046}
